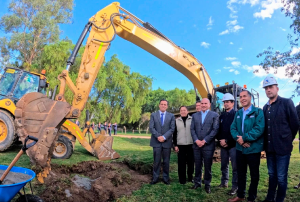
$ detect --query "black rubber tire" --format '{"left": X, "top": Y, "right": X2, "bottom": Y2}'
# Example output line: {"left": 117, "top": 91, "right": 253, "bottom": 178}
{"left": 52, "top": 135, "right": 73, "bottom": 159}
{"left": 0, "top": 110, "right": 15, "bottom": 151}
{"left": 16, "top": 194, "right": 44, "bottom": 202}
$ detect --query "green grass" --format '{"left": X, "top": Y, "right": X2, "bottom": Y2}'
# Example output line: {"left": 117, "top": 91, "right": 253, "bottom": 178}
{"left": 1, "top": 138, "right": 300, "bottom": 202}
{"left": 116, "top": 132, "right": 151, "bottom": 137}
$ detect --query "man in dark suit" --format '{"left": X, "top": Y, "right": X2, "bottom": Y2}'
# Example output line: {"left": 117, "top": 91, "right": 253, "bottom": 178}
{"left": 149, "top": 99, "right": 175, "bottom": 185}
{"left": 294, "top": 103, "right": 300, "bottom": 190}
{"left": 190, "top": 98, "right": 219, "bottom": 193}
{"left": 261, "top": 76, "right": 299, "bottom": 202}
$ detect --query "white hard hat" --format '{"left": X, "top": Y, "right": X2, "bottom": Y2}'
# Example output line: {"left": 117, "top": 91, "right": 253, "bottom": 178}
{"left": 222, "top": 93, "right": 235, "bottom": 101}
{"left": 262, "top": 76, "right": 278, "bottom": 88}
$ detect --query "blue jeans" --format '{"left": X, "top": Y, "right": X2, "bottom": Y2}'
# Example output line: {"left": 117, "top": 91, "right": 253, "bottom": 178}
{"left": 221, "top": 147, "right": 238, "bottom": 189}
{"left": 266, "top": 152, "right": 291, "bottom": 202}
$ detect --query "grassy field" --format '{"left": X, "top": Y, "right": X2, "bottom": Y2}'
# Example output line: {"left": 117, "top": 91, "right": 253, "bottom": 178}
{"left": 116, "top": 132, "right": 151, "bottom": 136}
{"left": 1, "top": 138, "right": 300, "bottom": 202}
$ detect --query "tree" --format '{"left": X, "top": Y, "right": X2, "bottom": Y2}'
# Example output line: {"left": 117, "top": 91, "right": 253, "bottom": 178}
{"left": 31, "top": 39, "right": 84, "bottom": 103}
{"left": 0, "top": 0, "right": 74, "bottom": 70}
{"left": 88, "top": 55, "right": 153, "bottom": 124}
{"left": 257, "top": 0, "right": 300, "bottom": 97}
{"left": 138, "top": 112, "right": 150, "bottom": 133}
{"left": 142, "top": 88, "right": 196, "bottom": 113}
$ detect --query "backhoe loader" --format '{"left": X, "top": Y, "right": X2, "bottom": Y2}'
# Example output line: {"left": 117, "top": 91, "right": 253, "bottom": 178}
{"left": 0, "top": 67, "right": 119, "bottom": 164}
{"left": 14, "top": 2, "right": 258, "bottom": 183}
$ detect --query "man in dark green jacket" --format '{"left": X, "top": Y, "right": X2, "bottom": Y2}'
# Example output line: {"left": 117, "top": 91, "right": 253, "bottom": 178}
{"left": 228, "top": 90, "right": 265, "bottom": 202}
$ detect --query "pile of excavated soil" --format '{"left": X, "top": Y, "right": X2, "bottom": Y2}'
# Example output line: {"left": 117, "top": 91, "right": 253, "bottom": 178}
{"left": 0, "top": 170, "right": 31, "bottom": 185}
{"left": 39, "top": 161, "right": 150, "bottom": 202}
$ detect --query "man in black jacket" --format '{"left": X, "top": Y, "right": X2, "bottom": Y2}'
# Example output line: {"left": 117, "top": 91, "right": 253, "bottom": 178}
{"left": 262, "top": 76, "right": 299, "bottom": 202}
{"left": 217, "top": 93, "right": 238, "bottom": 196}
{"left": 294, "top": 103, "right": 300, "bottom": 189}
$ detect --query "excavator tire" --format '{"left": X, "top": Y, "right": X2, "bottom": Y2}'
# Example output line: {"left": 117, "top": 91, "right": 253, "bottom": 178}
{"left": 16, "top": 194, "right": 44, "bottom": 202}
{"left": 0, "top": 110, "right": 15, "bottom": 151}
{"left": 52, "top": 135, "right": 73, "bottom": 159}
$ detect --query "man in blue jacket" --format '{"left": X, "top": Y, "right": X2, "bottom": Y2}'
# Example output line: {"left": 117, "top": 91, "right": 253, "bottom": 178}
{"left": 228, "top": 90, "right": 265, "bottom": 202}
{"left": 261, "top": 76, "right": 299, "bottom": 202}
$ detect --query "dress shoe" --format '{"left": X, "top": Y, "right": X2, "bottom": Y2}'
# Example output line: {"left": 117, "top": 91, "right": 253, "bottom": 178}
{"left": 150, "top": 180, "right": 158, "bottom": 185}
{"left": 218, "top": 183, "right": 228, "bottom": 188}
{"left": 205, "top": 186, "right": 211, "bottom": 194}
{"left": 227, "top": 188, "right": 238, "bottom": 196}
{"left": 163, "top": 180, "right": 170, "bottom": 185}
{"left": 262, "top": 200, "right": 275, "bottom": 202}
{"left": 228, "top": 197, "right": 245, "bottom": 202}
{"left": 190, "top": 184, "right": 201, "bottom": 189}
{"left": 188, "top": 178, "right": 194, "bottom": 183}
{"left": 294, "top": 183, "right": 300, "bottom": 189}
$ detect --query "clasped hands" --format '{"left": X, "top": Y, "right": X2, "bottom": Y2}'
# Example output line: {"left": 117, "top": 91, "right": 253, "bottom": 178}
{"left": 220, "top": 139, "right": 228, "bottom": 147}
{"left": 237, "top": 136, "right": 251, "bottom": 148}
{"left": 157, "top": 135, "right": 165, "bottom": 142}
{"left": 195, "top": 139, "right": 206, "bottom": 148}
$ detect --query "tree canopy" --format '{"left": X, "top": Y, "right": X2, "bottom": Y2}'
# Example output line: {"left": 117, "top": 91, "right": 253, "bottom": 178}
{"left": 0, "top": 0, "right": 74, "bottom": 70}
{"left": 257, "top": 0, "right": 300, "bottom": 97}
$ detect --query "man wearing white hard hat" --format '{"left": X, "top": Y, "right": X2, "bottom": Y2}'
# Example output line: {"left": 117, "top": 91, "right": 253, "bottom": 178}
{"left": 216, "top": 93, "right": 238, "bottom": 196}
{"left": 262, "top": 76, "right": 299, "bottom": 202}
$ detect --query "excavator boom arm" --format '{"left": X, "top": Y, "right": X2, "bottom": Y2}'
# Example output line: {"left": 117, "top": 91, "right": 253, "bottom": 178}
{"left": 58, "top": 2, "right": 213, "bottom": 119}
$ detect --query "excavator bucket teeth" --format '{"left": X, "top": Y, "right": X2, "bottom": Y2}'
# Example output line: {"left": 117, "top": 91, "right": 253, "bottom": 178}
{"left": 14, "top": 92, "right": 71, "bottom": 171}
{"left": 91, "top": 135, "right": 120, "bottom": 160}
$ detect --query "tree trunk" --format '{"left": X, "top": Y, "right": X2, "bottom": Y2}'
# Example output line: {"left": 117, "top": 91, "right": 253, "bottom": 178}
{"left": 138, "top": 123, "right": 141, "bottom": 134}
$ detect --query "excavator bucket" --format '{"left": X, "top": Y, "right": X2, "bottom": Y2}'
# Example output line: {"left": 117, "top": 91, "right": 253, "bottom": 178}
{"left": 14, "top": 92, "right": 71, "bottom": 180}
{"left": 91, "top": 134, "right": 120, "bottom": 160}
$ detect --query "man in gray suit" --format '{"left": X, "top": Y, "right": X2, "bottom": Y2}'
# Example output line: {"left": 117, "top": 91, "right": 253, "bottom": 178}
{"left": 149, "top": 99, "right": 175, "bottom": 185}
{"left": 191, "top": 98, "right": 219, "bottom": 193}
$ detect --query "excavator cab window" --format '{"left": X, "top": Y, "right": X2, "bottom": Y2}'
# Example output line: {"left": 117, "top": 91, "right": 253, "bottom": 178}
{"left": 13, "top": 72, "right": 39, "bottom": 99}
{"left": 214, "top": 91, "right": 225, "bottom": 113}
{"left": 0, "top": 67, "right": 4, "bottom": 79}
{"left": 0, "top": 68, "right": 20, "bottom": 96}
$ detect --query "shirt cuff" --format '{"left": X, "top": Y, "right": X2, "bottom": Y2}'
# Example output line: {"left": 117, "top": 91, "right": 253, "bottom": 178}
{"left": 163, "top": 136, "right": 166, "bottom": 140}
{"left": 204, "top": 139, "right": 206, "bottom": 143}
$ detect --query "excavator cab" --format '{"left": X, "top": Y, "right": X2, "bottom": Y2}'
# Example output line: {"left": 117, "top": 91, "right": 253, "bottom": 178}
{"left": 0, "top": 67, "right": 48, "bottom": 103}
{"left": 211, "top": 83, "right": 259, "bottom": 113}
{"left": 0, "top": 67, "right": 48, "bottom": 152}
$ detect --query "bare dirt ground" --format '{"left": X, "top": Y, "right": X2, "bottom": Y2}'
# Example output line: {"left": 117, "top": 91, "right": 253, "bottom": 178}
{"left": 39, "top": 161, "right": 150, "bottom": 202}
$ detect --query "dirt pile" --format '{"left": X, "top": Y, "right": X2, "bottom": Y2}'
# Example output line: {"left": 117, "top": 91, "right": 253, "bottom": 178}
{"left": 0, "top": 170, "right": 31, "bottom": 185}
{"left": 39, "top": 161, "right": 150, "bottom": 202}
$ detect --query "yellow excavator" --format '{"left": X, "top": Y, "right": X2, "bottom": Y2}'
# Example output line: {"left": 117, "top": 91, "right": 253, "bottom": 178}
{"left": 14, "top": 2, "right": 259, "bottom": 183}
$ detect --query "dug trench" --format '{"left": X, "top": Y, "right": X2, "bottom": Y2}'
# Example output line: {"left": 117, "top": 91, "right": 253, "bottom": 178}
{"left": 37, "top": 161, "right": 151, "bottom": 202}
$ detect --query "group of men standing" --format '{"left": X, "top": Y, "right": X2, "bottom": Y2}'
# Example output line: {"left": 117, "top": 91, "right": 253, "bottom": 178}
{"left": 74, "top": 120, "right": 118, "bottom": 136}
{"left": 149, "top": 76, "right": 299, "bottom": 202}
{"left": 97, "top": 122, "right": 118, "bottom": 136}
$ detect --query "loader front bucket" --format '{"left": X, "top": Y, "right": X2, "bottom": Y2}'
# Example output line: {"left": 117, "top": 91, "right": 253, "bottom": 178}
{"left": 14, "top": 92, "right": 71, "bottom": 172}
{"left": 91, "top": 135, "right": 120, "bottom": 160}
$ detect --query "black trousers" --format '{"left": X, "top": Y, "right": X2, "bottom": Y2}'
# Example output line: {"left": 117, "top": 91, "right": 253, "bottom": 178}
{"left": 236, "top": 150, "right": 261, "bottom": 201}
{"left": 152, "top": 147, "right": 171, "bottom": 182}
{"left": 193, "top": 148, "right": 214, "bottom": 187}
{"left": 177, "top": 144, "right": 194, "bottom": 184}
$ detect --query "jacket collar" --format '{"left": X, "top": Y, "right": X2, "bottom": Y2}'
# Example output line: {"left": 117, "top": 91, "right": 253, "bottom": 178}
{"left": 178, "top": 115, "right": 192, "bottom": 121}
{"left": 266, "top": 95, "right": 281, "bottom": 106}
{"left": 238, "top": 105, "right": 257, "bottom": 115}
